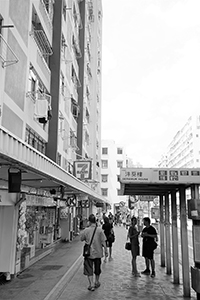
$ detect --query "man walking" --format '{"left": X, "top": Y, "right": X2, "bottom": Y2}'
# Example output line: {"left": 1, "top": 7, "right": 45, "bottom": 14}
{"left": 81, "top": 214, "right": 108, "bottom": 291}
{"left": 141, "top": 217, "right": 157, "bottom": 278}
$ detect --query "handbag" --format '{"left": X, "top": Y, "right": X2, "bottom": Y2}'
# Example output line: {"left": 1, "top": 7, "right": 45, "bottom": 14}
{"left": 152, "top": 240, "right": 158, "bottom": 250}
{"left": 83, "top": 225, "right": 97, "bottom": 257}
{"left": 108, "top": 229, "right": 115, "bottom": 243}
{"left": 125, "top": 241, "right": 131, "bottom": 251}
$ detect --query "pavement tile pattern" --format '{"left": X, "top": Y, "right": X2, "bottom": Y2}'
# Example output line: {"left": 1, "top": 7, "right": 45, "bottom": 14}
{"left": 57, "top": 226, "right": 196, "bottom": 300}
{"left": 0, "top": 225, "right": 197, "bottom": 300}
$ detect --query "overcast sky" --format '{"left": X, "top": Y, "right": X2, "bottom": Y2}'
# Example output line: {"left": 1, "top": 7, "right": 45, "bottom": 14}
{"left": 101, "top": 0, "right": 200, "bottom": 167}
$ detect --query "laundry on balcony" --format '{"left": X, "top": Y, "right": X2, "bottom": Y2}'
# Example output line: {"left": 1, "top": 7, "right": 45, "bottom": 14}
{"left": 34, "top": 94, "right": 52, "bottom": 124}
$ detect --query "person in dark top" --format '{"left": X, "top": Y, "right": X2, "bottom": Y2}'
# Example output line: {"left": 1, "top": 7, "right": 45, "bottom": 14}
{"left": 141, "top": 217, "right": 157, "bottom": 278}
{"left": 102, "top": 216, "right": 114, "bottom": 261}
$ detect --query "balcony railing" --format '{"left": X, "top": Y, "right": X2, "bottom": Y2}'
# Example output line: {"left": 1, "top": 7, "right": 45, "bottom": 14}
{"left": 0, "top": 34, "right": 19, "bottom": 67}
{"left": 30, "top": 30, "right": 53, "bottom": 57}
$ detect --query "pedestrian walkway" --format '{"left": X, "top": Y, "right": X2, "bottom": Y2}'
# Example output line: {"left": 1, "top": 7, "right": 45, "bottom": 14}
{"left": 0, "top": 226, "right": 197, "bottom": 300}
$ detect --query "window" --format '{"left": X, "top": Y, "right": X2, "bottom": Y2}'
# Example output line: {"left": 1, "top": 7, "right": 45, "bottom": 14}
{"left": 101, "top": 188, "right": 108, "bottom": 196}
{"left": 102, "top": 160, "right": 108, "bottom": 168}
{"left": 117, "top": 161, "right": 123, "bottom": 168}
{"left": 117, "top": 189, "right": 121, "bottom": 196}
{"left": 117, "top": 148, "right": 123, "bottom": 154}
{"left": 102, "top": 147, "right": 108, "bottom": 155}
{"left": 61, "top": 73, "right": 65, "bottom": 95}
{"left": 25, "top": 126, "right": 46, "bottom": 154}
{"left": 117, "top": 175, "right": 120, "bottom": 182}
{"left": 56, "top": 152, "right": 61, "bottom": 166}
{"left": 101, "top": 174, "right": 108, "bottom": 182}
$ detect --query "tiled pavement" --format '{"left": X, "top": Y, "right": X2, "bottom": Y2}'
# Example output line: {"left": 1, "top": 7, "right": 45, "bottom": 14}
{"left": 0, "top": 226, "right": 197, "bottom": 300}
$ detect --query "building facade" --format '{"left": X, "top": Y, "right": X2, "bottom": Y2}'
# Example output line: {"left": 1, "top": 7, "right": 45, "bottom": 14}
{"left": 0, "top": 0, "right": 106, "bottom": 279}
{"left": 158, "top": 115, "right": 200, "bottom": 168}
{"left": 101, "top": 140, "right": 128, "bottom": 213}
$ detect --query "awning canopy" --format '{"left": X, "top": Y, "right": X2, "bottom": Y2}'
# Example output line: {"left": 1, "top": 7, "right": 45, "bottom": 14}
{"left": 0, "top": 127, "right": 110, "bottom": 205}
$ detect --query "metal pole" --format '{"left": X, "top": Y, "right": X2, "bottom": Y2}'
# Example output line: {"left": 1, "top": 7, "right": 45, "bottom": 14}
{"left": 159, "top": 195, "right": 165, "bottom": 267}
{"left": 179, "top": 186, "right": 190, "bottom": 298}
{"left": 165, "top": 193, "right": 172, "bottom": 275}
{"left": 171, "top": 190, "right": 179, "bottom": 284}
{"left": 191, "top": 184, "right": 200, "bottom": 300}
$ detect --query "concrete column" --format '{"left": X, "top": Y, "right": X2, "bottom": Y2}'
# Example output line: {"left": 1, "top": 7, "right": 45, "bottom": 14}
{"left": 171, "top": 190, "right": 179, "bottom": 284}
{"left": 179, "top": 186, "right": 190, "bottom": 298}
{"left": 165, "top": 193, "right": 172, "bottom": 275}
{"left": 159, "top": 195, "right": 165, "bottom": 267}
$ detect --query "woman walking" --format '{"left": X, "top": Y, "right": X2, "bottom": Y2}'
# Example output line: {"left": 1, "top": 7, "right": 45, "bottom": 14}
{"left": 127, "top": 216, "right": 140, "bottom": 277}
{"left": 102, "top": 216, "right": 114, "bottom": 261}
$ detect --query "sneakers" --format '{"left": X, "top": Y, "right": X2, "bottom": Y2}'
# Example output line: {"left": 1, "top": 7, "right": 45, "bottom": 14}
{"left": 141, "top": 269, "right": 150, "bottom": 275}
{"left": 151, "top": 271, "right": 156, "bottom": 278}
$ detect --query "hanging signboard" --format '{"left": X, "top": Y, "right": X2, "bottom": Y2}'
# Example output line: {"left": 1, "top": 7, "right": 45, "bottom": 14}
{"left": 128, "top": 196, "right": 138, "bottom": 210}
{"left": 151, "top": 207, "right": 160, "bottom": 219}
{"left": 139, "top": 195, "right": 157, "bottom": 201}
{"left": 73, "top": 160, "right": 92, "bottom": 180}
{"left": 120, "top": 168, "right": 200, "bottom": 184}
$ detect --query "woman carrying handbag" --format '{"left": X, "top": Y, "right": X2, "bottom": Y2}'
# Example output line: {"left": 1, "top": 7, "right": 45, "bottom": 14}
{"left": 127, "top": 216, "right": 141, "bottom": 277}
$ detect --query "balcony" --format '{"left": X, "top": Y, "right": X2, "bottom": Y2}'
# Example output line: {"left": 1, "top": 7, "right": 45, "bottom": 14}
{"left": 38, "top": 0, "right": 54, "bottom": 42}
{"left": 31, "top": 29, "right": 53, "bottom": 57}
{"left": 0, "top": 34, "right": 19, "bottom": 67}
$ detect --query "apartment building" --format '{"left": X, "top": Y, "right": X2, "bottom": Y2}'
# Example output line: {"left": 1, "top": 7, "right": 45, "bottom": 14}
{"left": 101, "top": 140, "right": 128, "bottom": 212}
{"left": 0, "top": 0, "right": 106, "bottom": 278}
{"left": 158, "top": 115, "right": 200, "bottom": 168}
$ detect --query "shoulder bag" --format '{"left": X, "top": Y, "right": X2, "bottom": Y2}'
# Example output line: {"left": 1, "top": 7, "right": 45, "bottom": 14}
{"left": 83, "top": 225, "right": 97, "bottom": 257}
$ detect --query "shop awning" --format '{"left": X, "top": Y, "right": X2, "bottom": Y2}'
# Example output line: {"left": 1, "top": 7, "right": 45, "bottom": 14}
{"left": 0, "top": 127, "right": 110, "bottom": 205}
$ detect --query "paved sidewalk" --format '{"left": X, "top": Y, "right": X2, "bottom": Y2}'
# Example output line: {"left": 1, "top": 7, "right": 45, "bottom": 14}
{"left": 0, "top": 226, "right": 197, "bottom": 300}
{"left": 52, "top": 226, "right": 197, "bottom": 300}
{"left": 0, "top": 236, "right": 83, "bottom": 300}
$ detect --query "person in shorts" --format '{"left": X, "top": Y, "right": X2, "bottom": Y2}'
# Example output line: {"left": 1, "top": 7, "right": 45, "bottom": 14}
{"left": 81, "top": 214, "right": 108, "bottom": 291}
{"left": 141, "top": 217, "right": 157, "bottom": 278}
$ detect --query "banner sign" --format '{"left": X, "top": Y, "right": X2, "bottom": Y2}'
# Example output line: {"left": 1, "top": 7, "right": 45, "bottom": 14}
{"left": 128, "top": 196, "right": 138, "bottom": 210}
{"left": 120, "top": 168, "right": 200, "bottom": 184}
{"left": 73, "top": 160, "right": 92, "bottom": 180}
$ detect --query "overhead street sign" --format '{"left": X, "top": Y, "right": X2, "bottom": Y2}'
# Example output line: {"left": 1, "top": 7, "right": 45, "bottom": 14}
{"left": 120, "top": 168, "right": 200, "bottom": 184}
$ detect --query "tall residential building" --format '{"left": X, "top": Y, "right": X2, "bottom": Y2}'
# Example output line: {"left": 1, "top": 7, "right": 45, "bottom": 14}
{"left": 0, "top": 0, "right": 106, "bottom": 278}
{"left": 158, "top": 115, "right": 200, "bottom": 168}
{"left": 101, "top": 140, "right": 128, "bottom": 212}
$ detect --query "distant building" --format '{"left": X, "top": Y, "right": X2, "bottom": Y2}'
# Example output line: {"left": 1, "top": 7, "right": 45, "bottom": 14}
{"left": 158, "top": 115, "right": 200, "bottom": 168}
{"left": 101, "top": 140, "right": 129, "bottom": 213}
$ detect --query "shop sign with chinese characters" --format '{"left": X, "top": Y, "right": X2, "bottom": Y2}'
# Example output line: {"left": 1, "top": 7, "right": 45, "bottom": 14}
{"left": 120, "top": 168, "right": 200, "bottom": 184}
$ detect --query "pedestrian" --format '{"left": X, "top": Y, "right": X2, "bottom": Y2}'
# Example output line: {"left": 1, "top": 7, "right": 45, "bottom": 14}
{"left": 80, "top": 214, "right": 108, "bottom": 291}
{"left": 127, "top": 216, "right": 140, "bottom": 277}
{"left": 141, "top": 217, "right": 157, "bottom": 278}
{"left": 126, "top": 214, "right": 131, "bottom": 230}
{"left": 102, "top": 216, "right": 114, "bottom": 261}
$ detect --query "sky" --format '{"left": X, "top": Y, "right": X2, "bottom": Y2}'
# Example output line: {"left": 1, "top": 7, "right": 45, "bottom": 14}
{"left": 101, "top": 0, "right": 200, "bottom": 167}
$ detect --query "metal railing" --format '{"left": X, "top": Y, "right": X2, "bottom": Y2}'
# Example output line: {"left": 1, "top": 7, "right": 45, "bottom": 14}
{"left": 0, "top": 34, "right": 19, "bottom": 67}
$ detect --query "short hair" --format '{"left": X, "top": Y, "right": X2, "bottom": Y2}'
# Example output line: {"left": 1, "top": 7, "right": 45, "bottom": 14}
{"left": 89, "top": 214, "right": 96, "bottom": 223}
{"left": 131, "top": 216, "right": 137, "bottom": 222}
{"left": 143, "top": 217, "right": 151, "bottom": 224}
